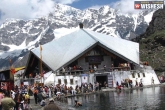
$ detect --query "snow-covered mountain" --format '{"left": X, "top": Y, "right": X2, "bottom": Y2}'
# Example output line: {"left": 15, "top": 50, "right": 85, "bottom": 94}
{"left": 0, "top": 3, "right": 154, "bottom": 70}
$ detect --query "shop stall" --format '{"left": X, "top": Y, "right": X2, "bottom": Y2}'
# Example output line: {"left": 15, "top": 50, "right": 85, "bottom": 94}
{"left": 0, "top": 69, "right": 14, "bottom": 91}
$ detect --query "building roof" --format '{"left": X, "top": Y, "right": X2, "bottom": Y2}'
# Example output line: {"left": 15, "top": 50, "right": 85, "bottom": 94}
{"left": 31, "top": 29, "right": 139, "bottom": 72}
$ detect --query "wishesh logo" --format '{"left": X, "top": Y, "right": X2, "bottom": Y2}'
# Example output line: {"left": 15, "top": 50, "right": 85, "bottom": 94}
{"left": 134, "top": 4, "right": 141, "bottom": 9}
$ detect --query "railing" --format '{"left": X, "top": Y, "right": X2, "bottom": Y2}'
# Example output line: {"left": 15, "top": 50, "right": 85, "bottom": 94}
{"left": 56, "top": 66, "right": 132, "bottom": 76}
{"left": 23, "top": 65, "right": 149, "bottom": 79}
{"left": 14, "top": 76, "right": 41, "bottom": 80}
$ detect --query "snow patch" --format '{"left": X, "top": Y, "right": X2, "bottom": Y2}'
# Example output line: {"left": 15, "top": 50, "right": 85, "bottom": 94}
{"left": 144, "top": 11, "right": 154, "bottom": 24}
{"left": 132, "top": 14, "right": 138, "bottom": 31}
{"left": 125, "top": 31, "right": 130, "bottom": 39}
{"left": 54, "top": 27, "right": 79, "bottom": 39}
{"left": 2, "top": 42, "right": 26, "bottom": 51}
{"left": 100, "top": 5, "right": 110, "bottom": 15}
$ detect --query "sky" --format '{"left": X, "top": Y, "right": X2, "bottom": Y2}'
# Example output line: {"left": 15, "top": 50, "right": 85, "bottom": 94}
{"left": 68, "top": 0, "right": 116, "bottom": 10}
{"left": 0, "top": 0, "right": 163, "bottom": 25}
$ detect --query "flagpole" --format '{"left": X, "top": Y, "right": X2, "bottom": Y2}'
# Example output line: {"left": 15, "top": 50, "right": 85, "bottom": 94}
{"left": 40, "top": 44, "right": 42, "bottom": 84}
{"left": 9, "top": 59, "right": 15, "bottom": 74}
{"left": 9, "top": 59, "right": 12, "bottom": 71}
{"left": 8, "top": 58, "right": 15, "bottom": 91}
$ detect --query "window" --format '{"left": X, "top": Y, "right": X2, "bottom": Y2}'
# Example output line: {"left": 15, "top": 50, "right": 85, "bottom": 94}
{"left": 64, "top": 79, "right": 67, "bottom": 84}
{"left": 138, "top": 73, "right": 140, "bottom": 78}
{"left": 70, "top": 79, "right": 73, "bottom": 85}
{"left": 132, "top": 73, "right": 135, "bottom": 78}
{"left": 143, "top": 73, "right": 145, "bottom": 77}
{"left": 58, "top": 79, "right": 61, "bottom": 84}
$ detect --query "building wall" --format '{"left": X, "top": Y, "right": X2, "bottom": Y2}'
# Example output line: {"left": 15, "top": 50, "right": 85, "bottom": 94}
{"left": 78, "top": 58, "right": 89, "bottom": 71}
{"left": 98, "top": 56, "right": 112, "bottom": 69}
{"left": 78, "top": 55, "right": 113, "bottom": 71}
{"left": 43, "top": 68, "right": 160, "bottom": 89}
{"left": 53, "top": 75, "right": 81, "bottom": 89}
{"left": 113, "top": 70, "right": 160, "bottom": 87}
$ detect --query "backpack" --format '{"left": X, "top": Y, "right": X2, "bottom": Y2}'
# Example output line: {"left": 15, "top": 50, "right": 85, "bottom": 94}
{"left": 25, "top": 94, "right": 30, "bottom": 100}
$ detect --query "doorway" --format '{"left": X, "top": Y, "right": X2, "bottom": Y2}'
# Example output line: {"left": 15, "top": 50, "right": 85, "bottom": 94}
{"left": 96, "top": 75, "right": 107, "bottom": 87}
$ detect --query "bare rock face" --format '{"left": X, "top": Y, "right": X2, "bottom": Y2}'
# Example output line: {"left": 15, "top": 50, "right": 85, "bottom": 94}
{"left": 134, "top": 7, "right": 165, "bottom": 73}
{"left": 0, "top": 45, "right": 10, "bottom": 51}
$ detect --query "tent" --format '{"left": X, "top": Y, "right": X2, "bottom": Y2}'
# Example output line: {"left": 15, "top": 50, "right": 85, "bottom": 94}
{"left": 44, "top": 71, "right": 54, "bottom": 85}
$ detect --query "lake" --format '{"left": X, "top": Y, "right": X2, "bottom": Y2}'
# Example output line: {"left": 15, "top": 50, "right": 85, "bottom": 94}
{"left": 56, "top": 86, "right": 165, "bottom": 110}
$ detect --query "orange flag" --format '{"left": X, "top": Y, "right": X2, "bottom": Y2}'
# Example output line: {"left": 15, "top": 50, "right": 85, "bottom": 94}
{"left": 11, "top": 68, "right": 16, "bottom": 74}
{"left": 9, "top": 59, "right": 15, "bottom": 74}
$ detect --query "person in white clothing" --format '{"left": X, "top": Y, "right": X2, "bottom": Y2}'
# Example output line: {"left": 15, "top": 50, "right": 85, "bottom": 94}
{"left": 151, "top": 77, "right": 154, "bottom": 85}
{"left": 94, "top": 65, "right": 97, "bottom": 72}
{"left": 11, "top": 90, "right": 16, "bottom": 99}
{"left": 48, "top": 87, "right": 51, "bottom": 98}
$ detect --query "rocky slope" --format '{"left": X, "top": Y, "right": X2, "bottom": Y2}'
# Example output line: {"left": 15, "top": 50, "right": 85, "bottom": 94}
{"left": 134, "top": 7, "right": 165, "bottom": 73}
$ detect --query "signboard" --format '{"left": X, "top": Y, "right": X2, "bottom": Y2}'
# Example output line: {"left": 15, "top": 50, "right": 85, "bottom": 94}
{"left": 107, "top": 74, "right": 113, "bottom": 88}
{"left": 81, "top": 74, "right": 88, "bottom": 83}
{"left": 86, "top": 56, "right": 103, "bottom": 64}
{"left": 24, "top": 82, "right": 29, "bottom": 85}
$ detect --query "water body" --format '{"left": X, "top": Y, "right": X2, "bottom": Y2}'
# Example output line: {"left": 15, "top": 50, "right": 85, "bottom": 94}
{"left": 57, "top": 86, "right": 165, "bottom": 110}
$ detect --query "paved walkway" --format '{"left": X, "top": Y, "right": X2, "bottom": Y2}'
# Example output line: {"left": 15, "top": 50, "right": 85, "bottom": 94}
{"left": 29, "top": 98, "right": 43, "bottom": 110}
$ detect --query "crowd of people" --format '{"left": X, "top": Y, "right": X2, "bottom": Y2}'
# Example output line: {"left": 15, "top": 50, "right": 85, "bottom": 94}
{"left": 75, "top": 82, "right": 107, "bottom": 94}
{"left": 0, "top": 81, "right": 108, "bottom": 110}
{"left": 0, "top": 74, "right": 162, "bottom": 109}
{"left": 115, "top": 78, "right": 144, "bottom": 91}
{"left": 59, "top": 63, "right": 132, "bottom": 75}
{"left": 115, "top": 77, "right": 157, "bottom": 91}
{"left": 0, "top": 88, "right": 31, "bottom": 110}
{"left": 0, "top": 84, "right": 63, "bottom": 110}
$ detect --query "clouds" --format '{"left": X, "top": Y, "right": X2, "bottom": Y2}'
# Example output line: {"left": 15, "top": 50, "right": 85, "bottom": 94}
{"left": 0, "top": 0, "right": 55, "bottom": 24}
{"left": 0, "top": 0, "right": 163, "bottom": 24}
{"left": 0, "top": 0, "right": 80, "bottom": 24}
{"left": 110, "top": 0, "right": 164, "bottom": 14}
{"left": 110, "top": 0, "right": 140, "bottom": 14}
{"left": 53, "top": 0, "right": 79, "bottom": 4}
{"left": 87, "top": 0, "right": 140, "bottom": 13}
{"left": 88, "top": 0, "right": 163, "bottom": 14}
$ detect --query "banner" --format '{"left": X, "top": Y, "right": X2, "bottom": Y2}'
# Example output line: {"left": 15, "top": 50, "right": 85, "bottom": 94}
{"left": 81, "top": 74, "right": 88, "bottom": 83}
